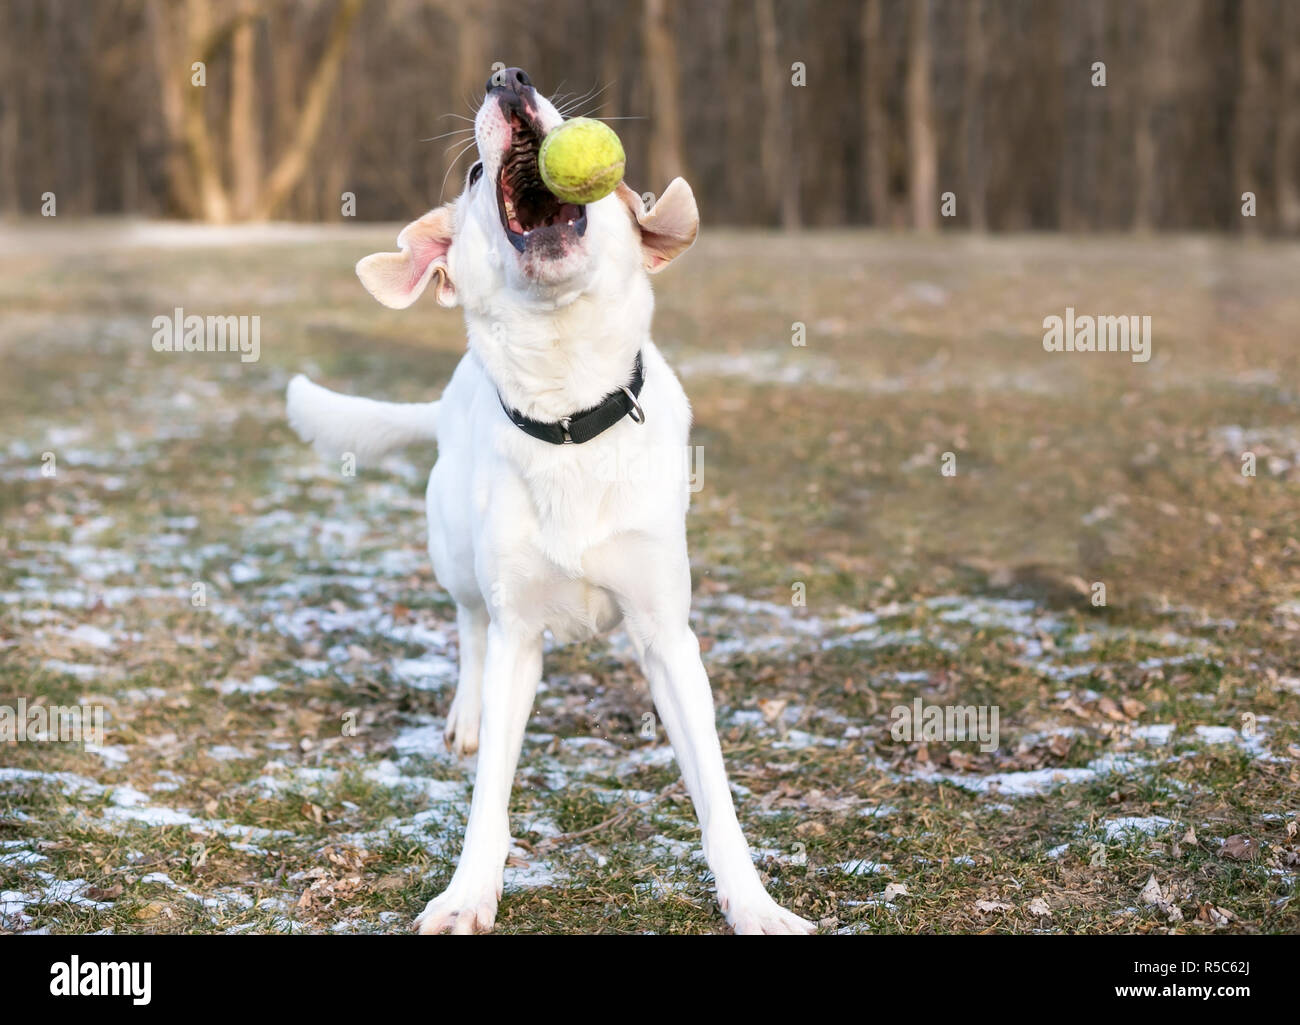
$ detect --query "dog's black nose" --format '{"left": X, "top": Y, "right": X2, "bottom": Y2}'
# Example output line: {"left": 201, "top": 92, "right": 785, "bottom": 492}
{"left": 486, "top": 67, "right": 532, "bottom": 95}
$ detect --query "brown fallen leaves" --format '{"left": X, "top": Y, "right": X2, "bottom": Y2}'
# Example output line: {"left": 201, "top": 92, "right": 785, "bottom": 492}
{"left": 1218, "top": 834, "right": 1259, "bottom": 862}
{"left": 1060, "top": 692, "right": 1147, "bottom": 729}
{"left": 972, "top": 896, "right": 1051, "bottom": 918}
{"left": 1136, "top": 877, "right": 1241, "bottom": 929}
{"left": 756, "top": 697, "right": 788, "bottom": 725}
{"left": 1194, "top": 903, "right": 1237, "bottom": 926}
{"left": 1138, "top": 874, "right": 1183, "bottom": 923}
{"left": 296, "top": 845, "right": 376, "bottom": 913}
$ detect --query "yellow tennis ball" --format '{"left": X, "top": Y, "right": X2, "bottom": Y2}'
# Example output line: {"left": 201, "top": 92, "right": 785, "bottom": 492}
{"left": 539, "top": 118, "right": 626, "bottom": 205}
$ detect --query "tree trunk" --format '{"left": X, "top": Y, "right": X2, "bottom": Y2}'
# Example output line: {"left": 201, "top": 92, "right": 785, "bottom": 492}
{"left": 0, "top": 6, "right": 20, "bottom": 215}
{"left": 861, "top": 0, "right": 889, "bottom": 226}
{"left": 228, "top": 0, "right": 262, "bottom": 220}
{"left": 181, "top": 0, "right": 232, "bottom": 222}
{"left": 147, "top": 0, "right": 197, "bottom": 216}
{"left": 453, "top": 5, "right": 488, "bottom": 117}
{"left": 722, "top": 0, "right": 751, "bottom": 223}
{"left": 442, "top": 3, "right": 490, "bottom": 198}
{"left": 643, "top": 0, "right": 686, "bottom": 188}
{"left": 252, "top": 0, "right": 365, "bottom": 220}
{"left": 962, "top": 0, "right": 986, "bottom": 231}
{"left": 1131, "top": 1, "right": 1158, "bottom": 231}
{"left": 1276, "top": 2, "right": 1300, "bottom": 233}
{"left": 906, "top": 0, "right": 937, "bottom": 231}
{"left": 1233, "top": 0, "right": 1261, "bottom": 235}
{"left": 755, "top": 0, "right": 799, "bottom": 228}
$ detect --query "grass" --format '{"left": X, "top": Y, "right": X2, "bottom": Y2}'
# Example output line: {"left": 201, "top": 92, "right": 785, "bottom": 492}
{"left": 0, "top": 221, "right": 1297, "bottom": 934}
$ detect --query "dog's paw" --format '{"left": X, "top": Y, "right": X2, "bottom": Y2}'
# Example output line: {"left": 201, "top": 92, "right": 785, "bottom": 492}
{"left": 443, "top": 692, "right": 480, "bottom": 757}
{"left": 723, "top": 896, "right": 816, "bottom": 935}
{"left": 413, "top": 887, "right": 499, "bottom": 935}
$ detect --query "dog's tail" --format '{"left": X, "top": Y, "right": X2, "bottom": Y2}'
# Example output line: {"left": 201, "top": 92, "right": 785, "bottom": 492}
{"left": 286, "top": 374, "right": 440, "bottom": 464}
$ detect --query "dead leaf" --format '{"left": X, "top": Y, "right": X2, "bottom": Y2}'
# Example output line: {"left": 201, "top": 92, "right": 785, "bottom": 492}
{"left": 1137, "top": 875, "right": 1183, "bottom": 922}
{"left": 974, "top": 899, "right": 1012, "bottom": 914}
{"left": 1195, "top": 903, "right": 1237, "bottom": 926}
{"left": 947, "top": 749, "right": 978, "bottom": 771}
{"left": 1027, "top": 897, "right": 1052, "bottom": 917}
{"left": 1061, "top": 697, "right": 1091, "bottom": 719}
{"left": 757, "top": 697, "right": 787, "bottom": 724}
{"left": 882, "top": 882, "right": 909, "bottom": 902}
{"left": 1120, "top": 697, "right": 1147, "bottom": 719}
{"left": 1220, "top": 834, "right": 1257, "bottom": 861}
{"left": 1097, "top": 696, "right": 1128, "bottom": 722}
{"left": 135, "top": 900, "right": 170, "bottom": 920}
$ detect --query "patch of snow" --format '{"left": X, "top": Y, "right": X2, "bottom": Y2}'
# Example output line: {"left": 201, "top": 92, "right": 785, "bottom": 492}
{"left": 1101, "top": 816, "right": 1175, "bottom": 842}
{"left": 210, "top": 675, "right": 278, "bottom": 695}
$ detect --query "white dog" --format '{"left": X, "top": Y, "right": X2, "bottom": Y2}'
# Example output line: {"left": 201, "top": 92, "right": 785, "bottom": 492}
{"left": 286, "top": 68, "right": 812, "bottom": 935}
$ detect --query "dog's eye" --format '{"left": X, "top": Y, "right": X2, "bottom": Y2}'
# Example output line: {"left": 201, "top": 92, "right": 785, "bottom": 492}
{"left": 469, "top": 162, "right": 484, "bottom": 186}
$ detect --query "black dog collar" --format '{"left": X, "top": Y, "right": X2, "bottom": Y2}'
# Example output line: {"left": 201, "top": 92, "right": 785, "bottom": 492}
{"left": 499, "top": 352, "right": 645, "bottom": 445}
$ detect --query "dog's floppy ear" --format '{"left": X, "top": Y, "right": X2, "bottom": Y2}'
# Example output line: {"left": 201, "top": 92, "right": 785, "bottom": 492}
{"left": 616, "top": 178, "right": 699, "bottom": 273}
{"left": 356, "top": 205, "right": 457, "bottom": 309}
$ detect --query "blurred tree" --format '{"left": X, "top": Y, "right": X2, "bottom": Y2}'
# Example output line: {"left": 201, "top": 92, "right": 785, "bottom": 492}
{"left": 1279, "top": 1, "right": 1300, "bottom": 232}
{"left": 0, "top": 0, "right": 1296, "bottom": 232}
{"left": 860, "top": 0, "right": 887, "bottom": 226}
{"left": 150, "top": 0, "right": 365, "bottom": 221}
{"left": 1234, "top": 0, "right": 1263, "bottom": 235}
{"left": 643, "top": 0, "right": 687, "bottom": 188}
{"left": 961, "top": 0, "right": 986, "bottom": 231}
{"left": 757, "top": 0, "right": 799, "bottom": 228}
{"left": 906, "top": 0, "right": 937, "bottom": 230}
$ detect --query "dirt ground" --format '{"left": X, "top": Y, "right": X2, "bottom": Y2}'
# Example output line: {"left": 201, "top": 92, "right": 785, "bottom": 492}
{"left": 1, "top": 221, "right": 1297, "bottom": 933}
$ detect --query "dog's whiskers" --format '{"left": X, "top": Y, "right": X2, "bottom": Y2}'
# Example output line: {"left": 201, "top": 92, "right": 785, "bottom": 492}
{"left": 422, "top": 127, "right": 476, "bottom": 143}
{"left": 438, "top": 136, "right": 480, "bottom": 202}
{"left": 557, "top": 80, "right": 615, "bottom": 118}
{"left": 555, "top": 79, "right": 607, "bottom": 116}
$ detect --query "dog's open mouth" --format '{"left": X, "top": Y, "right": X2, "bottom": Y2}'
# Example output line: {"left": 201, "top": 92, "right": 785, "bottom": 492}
{"left": 497, "top": 111, "right": 587, "bottom": 253}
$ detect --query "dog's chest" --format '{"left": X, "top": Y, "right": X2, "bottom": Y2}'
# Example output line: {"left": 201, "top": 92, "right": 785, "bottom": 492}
{"left": 518, "top": 458, "right": 628, "bottom": 575}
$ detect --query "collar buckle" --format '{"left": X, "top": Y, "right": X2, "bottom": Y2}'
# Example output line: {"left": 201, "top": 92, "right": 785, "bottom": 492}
{"left": 621, "top": 386, "right": 645, "bottom": 425}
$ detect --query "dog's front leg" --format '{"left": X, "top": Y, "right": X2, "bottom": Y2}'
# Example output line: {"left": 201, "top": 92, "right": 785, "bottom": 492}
{"left": 415, "top": 622, "right": 542, "bottom": 934}
{"left": 635, "top": 623, "right": 815, "bottom": 934}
